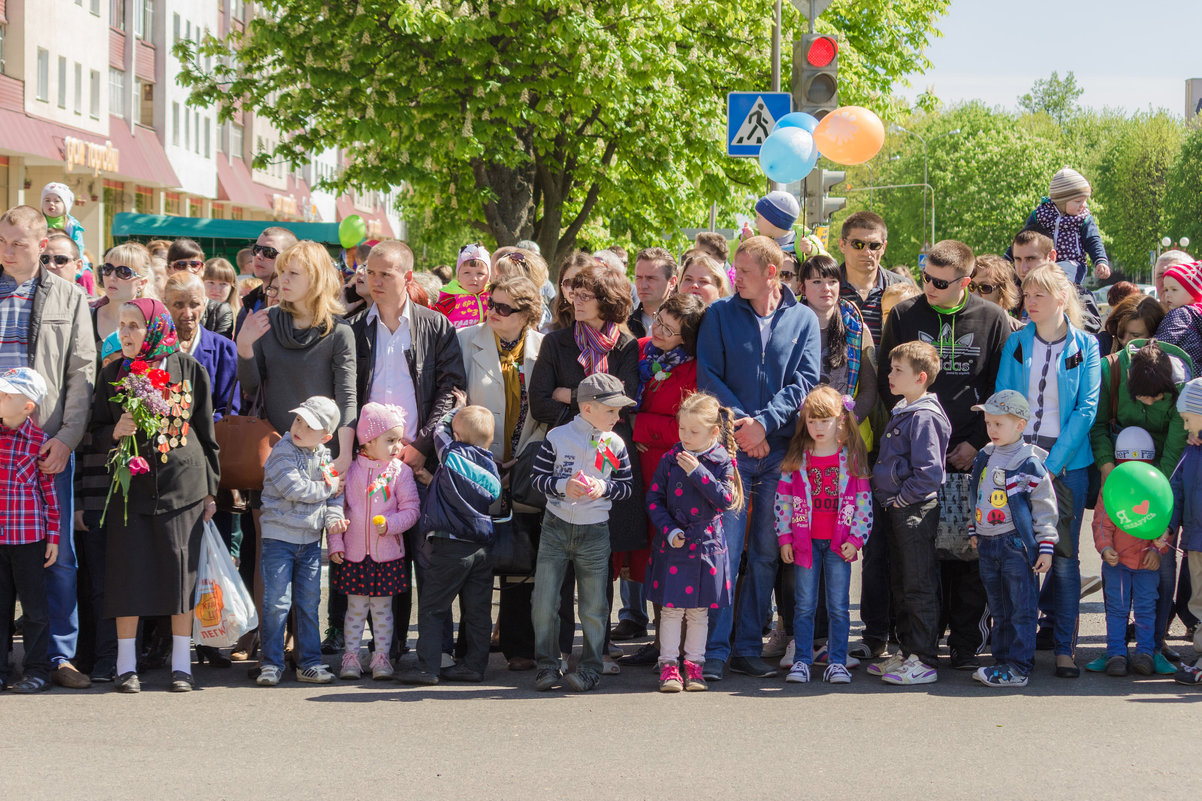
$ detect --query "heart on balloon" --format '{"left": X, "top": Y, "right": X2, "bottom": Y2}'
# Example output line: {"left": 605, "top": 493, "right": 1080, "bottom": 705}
{"left": 1132, "top": 500, "right": 1150, "bottom": 516}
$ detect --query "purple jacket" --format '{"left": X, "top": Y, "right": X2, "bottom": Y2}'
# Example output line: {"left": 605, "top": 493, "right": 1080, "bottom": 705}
{"left": 871, "top": 393, "right": 951, "bottom": 507}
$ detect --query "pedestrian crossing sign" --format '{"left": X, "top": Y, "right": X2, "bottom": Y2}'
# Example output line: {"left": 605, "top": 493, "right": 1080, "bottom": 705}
{"left": 727, "top": 92, "right": 792, "bottom": 157}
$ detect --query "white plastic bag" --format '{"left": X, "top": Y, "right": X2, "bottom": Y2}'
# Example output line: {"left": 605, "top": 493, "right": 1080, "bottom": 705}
{"left": 193, "top": 520, "right": 258, "bottom": 648}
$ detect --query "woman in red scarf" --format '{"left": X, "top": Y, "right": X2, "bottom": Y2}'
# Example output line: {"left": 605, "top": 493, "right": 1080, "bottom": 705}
{"left": 89, "top": 298, "right": 220, "bottom": 694}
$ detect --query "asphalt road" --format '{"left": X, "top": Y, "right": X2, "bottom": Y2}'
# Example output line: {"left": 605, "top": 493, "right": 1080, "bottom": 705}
{"left": 4, "top": 511, "right": 1199, "bottom": 800}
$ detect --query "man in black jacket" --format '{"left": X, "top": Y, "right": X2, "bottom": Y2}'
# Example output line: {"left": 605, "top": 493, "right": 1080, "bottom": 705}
{"left": 235, "top": 226, "right": 298, "bottom": 336}
{"left": 878, "top": 239, "right": 1013, "bottom": 671}
{"left": 627, "top": 248, "right": 677, "bottom": 338}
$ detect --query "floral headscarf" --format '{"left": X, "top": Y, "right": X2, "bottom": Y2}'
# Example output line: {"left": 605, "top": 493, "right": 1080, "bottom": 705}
{"left": 117, "top": 298, "right": 179, "bottom": 378}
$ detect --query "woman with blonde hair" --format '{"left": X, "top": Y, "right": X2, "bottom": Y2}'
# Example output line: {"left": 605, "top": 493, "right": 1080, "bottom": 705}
{"left": 92, "top": 242, "right": 153, "bottom": 342}
{"left": 678, "top": 253, "right": 731, "bottom": 306}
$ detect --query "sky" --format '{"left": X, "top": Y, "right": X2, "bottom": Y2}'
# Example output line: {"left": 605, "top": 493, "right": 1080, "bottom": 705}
{"left": 897, "top": 0, "right": 1201, "bottom": 116}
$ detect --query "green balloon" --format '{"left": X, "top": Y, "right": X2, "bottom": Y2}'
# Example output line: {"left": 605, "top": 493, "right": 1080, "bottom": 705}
{"left": 1101, "top": 461, "right": 1173, "bottom": 540}
{"left": 339, "top": 214, "right": 367, "bottom": 249}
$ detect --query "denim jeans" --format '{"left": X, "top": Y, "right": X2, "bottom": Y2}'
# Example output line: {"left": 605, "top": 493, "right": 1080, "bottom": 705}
{"left": 532, "top": 513, "right": 611, "bottom": 674}
{"left": 618, "top": 578, "right": 649, "bottom": 627}
{"left": 1038, "top": 468, "right": 1087, "bottom": 656}
{"left": 792, "top": 539, "right": 851, "bottom": 666}
{"left": 260, "top": 538, "right": 323, "bottom": 670}
{"left": 1102, "top": 561, "right": 1158, "bottom": 657}
{"left": 884, "top": 499, "right": 942, "bottom": 667}
{"left": 977, "top": 533, "right": 1039, "bottom": 676}
{"left": 46, "top": 454, "right": 78, "bottom": 665}
{"left": 707, "top": 448, "right": 784, "bottom": 662}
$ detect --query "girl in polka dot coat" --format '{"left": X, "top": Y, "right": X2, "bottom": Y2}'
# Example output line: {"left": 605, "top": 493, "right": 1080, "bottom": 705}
{"left": 644, "top": 392, "right": 743, "bottom": 691}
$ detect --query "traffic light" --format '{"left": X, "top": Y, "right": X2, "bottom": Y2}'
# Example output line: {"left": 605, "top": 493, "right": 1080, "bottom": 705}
{"left": 803, "top": 169, "right": 847, "bottom": 229}
{"left": 792, "top": 34, "right": 839, "bottom": 119}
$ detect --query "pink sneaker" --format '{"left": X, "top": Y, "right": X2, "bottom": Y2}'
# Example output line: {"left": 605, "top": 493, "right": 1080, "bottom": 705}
{"left": 658, "top": 662, "right": 683, "bottom": 693}
{"left": 339, "top": 652, "right": 362, "bottom": 680}
{"left": 683, "top": 660, "right": 707, "bottom": 692}
{"left": 369, "top": 651, "right": 394, "bottom": 681}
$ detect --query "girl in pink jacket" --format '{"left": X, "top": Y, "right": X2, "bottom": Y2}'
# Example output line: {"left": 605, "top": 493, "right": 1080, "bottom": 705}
{"left": 330, "top": 403, "right": 421, "bottom": 680}
{"left": 774, "top": 386, "right": 872, "bottom": 684}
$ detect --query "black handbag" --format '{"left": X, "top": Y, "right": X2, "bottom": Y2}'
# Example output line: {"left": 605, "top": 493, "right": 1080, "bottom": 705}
{"left": 509, "top": 438, "right": 547, "bottom": 510}
{"left": 491, "top": 511, "right": 539, "bottom": 576}
{"left": 1052, "top": 476, "right": 1078, "bottom": 560}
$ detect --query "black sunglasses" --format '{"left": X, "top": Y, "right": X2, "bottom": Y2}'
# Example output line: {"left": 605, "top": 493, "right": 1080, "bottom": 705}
{"left": 40, "top": 254, "right": 73, "bottom": 266}
{"left": 779, "top": 270, "right": 797, "bottom": 281}
{"left": 969, "top": 282, "right": 997, "bottom": 294}
{"left": 486, "top": 298, "right": 519, "bottom": 317}
{"left": 252, "top": 244, "right": 280, "bottom": 260}
{"left": 847, "top": 238, "right": 884, "bottom": 252}
{"left": 922, "top": 271, "right": 959, "bottom": 291}
{"left": 170, "top": 259, "right": 204, "bottom": 271}
{"left": 102, "top": 263, "right": 136, "bottom": 280}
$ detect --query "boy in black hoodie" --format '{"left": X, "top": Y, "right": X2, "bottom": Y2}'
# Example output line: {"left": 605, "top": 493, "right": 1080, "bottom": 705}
{"left": 878, "top": 240, "right": 1012, "bottom": 669}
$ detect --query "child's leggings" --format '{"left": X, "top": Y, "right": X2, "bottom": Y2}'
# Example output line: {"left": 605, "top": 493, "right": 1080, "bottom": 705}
{"left": 659, "top": 607, "right": 708, "bottom": 664}
{"left": 343, "top": 595, "right": 395, "bottom": 656}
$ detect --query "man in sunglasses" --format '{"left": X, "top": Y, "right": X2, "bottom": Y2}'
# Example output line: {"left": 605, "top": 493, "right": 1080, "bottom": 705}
{"left": 837, "top": 211, "right": 908, "bottom": 346}
{"left": 0, "top": 205, "right": 96, "bottom": 689}
{"left": 878, "top": 239, "right": 1013, "bottom": 671}
{"left": 40, "top": 235, "right": 85, "bottom": 292}
{"left": 235, "top": 226, "right": 298, "bottom": 335}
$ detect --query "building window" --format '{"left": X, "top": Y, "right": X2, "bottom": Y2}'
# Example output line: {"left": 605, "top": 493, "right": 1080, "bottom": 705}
{"left": 135, "top": 80, "right": 153, "bottom": 126}
{"left": 172, "top": 102, "right": 180, "bottom": 145}
{"left": 111, "top": 0, "right": 127, "bottom": 31}
{"left": 74, "top": 63, "right": 83, "bottom": 114}
{"left": 164, "top": 193, "right": 180, "bottom": 216}
{"left": 57, "top": 57, "right": 68, "bottom": 108}
{"left": 90, "top": 70, "right": 101, "bottom": 118}
{"left": 204, "top": 119, "right": 211, "bottom": 158}
{"left": 36, "top": 50, "right": 50, "bottom": 102}
{"left": 231, "top": 122, "right": 243, "bottom": 160}
{"left": 109, "top": 68, "right": 126, "bottom": 116}
{"left": 194, "top": 111, "right": 201, "bottom": 154}
{"left": 134, "top": 187, "right": 153, "bottom": 213}
{"left": 92, "top": 0, "right": 101, "bottom": 15}
{"left": 173, "top": 13, "right": 180, "bottom": 44}
{"left": 135, "top": 0, "right": 154, "bottom": 40}
{"left": 0, "top": 26, "right": 6, "bottom": 76}
{"left": 232, "top": 2, "right": 244, "bottom": 22}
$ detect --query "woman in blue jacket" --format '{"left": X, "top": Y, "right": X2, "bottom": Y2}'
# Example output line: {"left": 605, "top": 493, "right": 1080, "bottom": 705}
{"left": 996, "top": 264, "right": 1100, "bottom": 679}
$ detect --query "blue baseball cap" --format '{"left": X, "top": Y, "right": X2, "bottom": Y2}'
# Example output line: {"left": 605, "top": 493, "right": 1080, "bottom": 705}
{"left": 0, "top": 367, "right": 47, "bottom": 407}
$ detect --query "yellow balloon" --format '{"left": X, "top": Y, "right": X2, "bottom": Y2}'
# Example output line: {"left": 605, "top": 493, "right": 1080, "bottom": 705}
{"left": 812, "top": 106, "right": 885, "bottom": 165}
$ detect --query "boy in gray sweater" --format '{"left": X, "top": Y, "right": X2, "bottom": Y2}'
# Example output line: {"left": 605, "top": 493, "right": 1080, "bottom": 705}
{"left": 257, "top": 396, "right": 348, "bottom": 686}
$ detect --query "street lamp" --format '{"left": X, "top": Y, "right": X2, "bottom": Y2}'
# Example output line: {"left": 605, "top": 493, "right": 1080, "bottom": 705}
{"left": 889, "top": 125, "right": 961, "bottom": 245}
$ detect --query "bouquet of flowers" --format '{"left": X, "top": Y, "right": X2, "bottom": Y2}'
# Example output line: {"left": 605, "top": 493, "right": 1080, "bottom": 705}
{"left": 101, "top": 359, "right": 173, "bottom": 525}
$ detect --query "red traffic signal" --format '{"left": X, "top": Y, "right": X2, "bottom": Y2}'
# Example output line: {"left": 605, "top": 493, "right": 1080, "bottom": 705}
{"left": 805, "top": 36, "right": 837, "bottom": 68}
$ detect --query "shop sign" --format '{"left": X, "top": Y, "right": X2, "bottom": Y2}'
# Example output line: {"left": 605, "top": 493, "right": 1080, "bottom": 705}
{"left": 65, "top": 137, "right": 120, "bottom": 176}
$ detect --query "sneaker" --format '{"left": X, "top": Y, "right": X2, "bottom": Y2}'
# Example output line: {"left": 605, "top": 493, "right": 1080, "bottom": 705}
{"left": 762, "top": 627, "right": 791, "bottom": 658}
{"left": 682, "top": 660, "right": 707, "bottom": 692}
{"left": 320, "top": 627, "right": 343, "bottom": 655}
{"left": 1173, "top": 663, "right": 1202, "bottom": 685}
{"left": 823, "top": 663, "right": 852, "bottom": 684}
{"left": 256, "top": 665, "right": 282, "bottom": 686}
{"left": 339, "top": 652, "right": 363, "bottom": 680}
{"left": 564, "top": 669, "right": 601, "bottom": 692}
{"left": 972, "top": 665, "right": 1028, "bottom": 687}
{"left": 534, "top": 668, "right": 562, "bottom": 691}
{"left": 369, "top": 652, "right": 394, "bottom": 681}
{"left": 1105, "top": 655, "right": 1129, "bottom": 676}
{"left": 1130, "top": 652, "right": 1155, "bottom": 676}
{"left": 441, "top": 663, "right": 484, "bottom": 682}
{"left": 949, "top": 649, "right": 981, "bottom": 671}
{"left": 813, "top": 643, "right": 860, "bottom": 669}
{"left": 778, "top": 641, "right": 796, "bottom": 669}
{"left": 848, "top": 639, "right": 887, "bottom": 660}
{"left": 785, "top": 661, "right": 811, "bottom": 683}
{"left": 1085, "top": 656, "right": 1109, "bottom": 673}
{"left": 620, "top": 643, "right": 659, "bottom": 666}
{"left": 881, "top": 654, "right": 938, "bottom": 685}
{"left": 867, "top": 652, "right": 905, "bottom": 678}
{"left": 1153, "top": 652, "right": 1177, "bottom": 675}
{"left": 1080, "top": 575, "right": 1103, "bottom": 599}
{"left": 728, "top": 655, "right": 778, "bottom": 678}
{"left": 658, "top": 662, "right": 683, "bottom": 693}
{"left": 397, "top": 669, "right": 439, "bottom": 686}
{"left": 602, "top": 655, "right": 622, "bottom": 675}
{"left": 701, "top": 658, "right": 725, "bottom": 682}
{"left": 296, "top": 664, "right": 335, "bottom": 684}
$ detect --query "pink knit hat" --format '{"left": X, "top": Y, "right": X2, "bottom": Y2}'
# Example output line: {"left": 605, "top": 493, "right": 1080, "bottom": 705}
{"left": 356, "top": 402, "right": 407, "bottom": 445}
{"left": 1164, "top": 261, "right": 1202, "bottom": 303}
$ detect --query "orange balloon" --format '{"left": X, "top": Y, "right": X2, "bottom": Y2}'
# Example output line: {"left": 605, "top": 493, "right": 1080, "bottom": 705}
{"left": 812, "top": 106, "right": 885, "bottom": 165}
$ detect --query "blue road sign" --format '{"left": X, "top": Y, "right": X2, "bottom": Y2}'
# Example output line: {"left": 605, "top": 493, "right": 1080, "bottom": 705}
{"left": 727, "top": 92, "right": 792, "bottom": 157}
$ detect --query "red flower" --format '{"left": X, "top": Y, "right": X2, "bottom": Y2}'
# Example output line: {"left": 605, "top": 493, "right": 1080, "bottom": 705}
{"left": 130, "top": 359, "right": 149, "bottom": 374}
{"left": 148, "top": 369, "right": 170, "bottom": 389}
{"left": 128, "top": 456, "right": 150, "bottom": 475}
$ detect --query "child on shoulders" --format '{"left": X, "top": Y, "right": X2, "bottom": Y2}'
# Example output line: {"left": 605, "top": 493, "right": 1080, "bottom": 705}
{"left": 434, "top": 243, "right": 491, "bottom": 328}
{"left": 1018, "top": 167, "right": 1110, "bottom": 285}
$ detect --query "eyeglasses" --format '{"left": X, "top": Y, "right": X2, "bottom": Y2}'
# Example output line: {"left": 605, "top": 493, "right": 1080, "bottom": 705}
{"left": 39, "top": 254, "right": 73, "bottom": 266}
{"left": 264, "top": 285, "right": 279, "bottom": 297}
{"left": 847, "top": 239, "right": 884, "bottom": 252}
{"left": 921, "top": 271, "right": 958, "bottom": 291}
{"left": 969, "top": 282, "right": 997, "bottom": 294}
{"left": 652, "top": 313, "right": 679, "bottom": 338}
{"left": 252, "top": 244, "right": 280, "bottom": 260}
{"left": 102, "top": 263, "right": 136, "bottom": 280}
{"left": 169, "top": 259, "right": 204, "bottom": 271}
{"left": 779, "top": 270, "right": 797, "bottom": 281}
{"left": 486, "top": 298, "right": 519, "bottom": 317}
{"left": 573, "top": 291, "right": 596, "bottom": 303}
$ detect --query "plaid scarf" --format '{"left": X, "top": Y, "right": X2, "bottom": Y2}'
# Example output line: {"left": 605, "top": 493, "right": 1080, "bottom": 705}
{"left": 1035, "top": 198, "right": 1087, "bottom": 262}
{"left": 574, "top": 321, "right": 620, "bottom": 376}
{"left": 839, "top": 299, "right": 863, "bottom": 397}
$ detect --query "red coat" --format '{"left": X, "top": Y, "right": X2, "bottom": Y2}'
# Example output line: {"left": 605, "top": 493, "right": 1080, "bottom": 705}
{"left": 617, "top": 337, "right": 698, "bottom": 582}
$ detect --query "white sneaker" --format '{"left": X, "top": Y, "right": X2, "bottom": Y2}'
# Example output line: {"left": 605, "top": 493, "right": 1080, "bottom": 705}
{"left": 867, "top": 652, "right": 905, "bottom": 678}
{"left": 823, "top": 663, "right": 852, "bottom": 684}
{"left": 296, "top": 664, "right": 335, "bottom": 684}
{"left": 256, "top": 664, "right": 282, "bottom": 686}
{"left": 785, "top": 661, "right": 811, "bottom": 683}
{"left": 881, "top": 654, "right": 938, "bottom": 685}
{"left": 778, "top": 641, "right": 796, "bottom": 669}
{"left": 602, "top": 655, "right": 622, "bottom": 675}
{"left": 762, "top": 627, "right": 791, "bottom": 658}
{"left": 813, "top": 643, "right": 861, "bottom": 669}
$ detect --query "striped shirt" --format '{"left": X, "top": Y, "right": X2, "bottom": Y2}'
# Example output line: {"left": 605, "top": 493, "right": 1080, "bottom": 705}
{"left": 0, "top": 272, "right": 36, "bottom": 372}
{"left": 531, "top": 414, "right": 632, "bottom": 526}
{"left": 839, "top": 264, "right": 907, "bottom": 347}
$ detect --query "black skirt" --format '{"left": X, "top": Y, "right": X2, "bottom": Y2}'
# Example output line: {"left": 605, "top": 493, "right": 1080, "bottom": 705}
{"left": 104, "top": 499, "right": 204, "bottom": 618}
{"left": 332, "top": 555, "right": 408, "bottom": 597}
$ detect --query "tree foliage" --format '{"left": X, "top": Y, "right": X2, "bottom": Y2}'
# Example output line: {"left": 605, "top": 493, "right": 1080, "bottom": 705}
{"left": 1018, "top": 70, "right": 1084, "bottom": 126}
{"left": 177, "top": 0, "right": 949, "bottom": 270}
{"left": 1161, "top": 124, "right": 1202, "bottom": 256}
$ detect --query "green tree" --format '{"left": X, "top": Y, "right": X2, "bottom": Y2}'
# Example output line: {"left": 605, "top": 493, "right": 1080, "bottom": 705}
{"left": 178, "top": 0, "right": 949, "bottom": 269}
{"left": 1018, "top": 70, "right": 1084, "bottom": 126}
{"left": 1161, "top": 124, "right": 1202, "bottom": 256}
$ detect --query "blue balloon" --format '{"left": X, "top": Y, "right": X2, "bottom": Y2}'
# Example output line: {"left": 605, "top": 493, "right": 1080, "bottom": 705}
{"left": 772, "top": 111, "right": 820, "bottom": 134}
{"left": 759, "top": 127, "right": 818, "bottom": 184}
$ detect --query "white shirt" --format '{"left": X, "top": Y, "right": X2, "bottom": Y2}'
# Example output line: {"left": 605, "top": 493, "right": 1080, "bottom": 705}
{"left": 756, "top": 312, "right": 773, "bottom": 351}
{"left": 367, "top": 301, "right": 419, "bottom": 442}
{"left": 1026, "top": 333, "right": 1065, "bottom": 442}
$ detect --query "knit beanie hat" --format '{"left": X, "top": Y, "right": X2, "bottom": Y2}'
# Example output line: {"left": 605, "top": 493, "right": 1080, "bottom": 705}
{"left": 356, "top": 402, "right": 407, "bottom": 445}
{"left": 1048, "top": 168, "right": 1090, "bottom": 203}
{"left": 41, "top": 182, "right": 74, "bottom": 216}
{"left": 1163, "top": 261, "right": 1202, "bottom": 302}
{"left": 1114, "top": 426, "right": 1156, "bottom": 462}
{"left": 1177, "top": 379, "right": 1202, "bottom": 418}
{"left": 755, "top": 191, "right": 800, "bottom": 232}
{"left": 457, "top": 243, "right": 490, "bottom": 270}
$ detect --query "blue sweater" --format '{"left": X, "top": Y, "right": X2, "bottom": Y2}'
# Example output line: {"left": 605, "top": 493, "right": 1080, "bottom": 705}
{"left": 419, "top": 413, "right": 501, "bottom": 545}
{"left": 1169, "top": 444, "right": 1202, "bottom": 553}
{"left": 696, "top": 288, "right": 821, "bottom": 448}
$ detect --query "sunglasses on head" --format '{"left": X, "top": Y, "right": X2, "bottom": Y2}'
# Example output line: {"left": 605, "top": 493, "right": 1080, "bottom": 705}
{"left": 252, "top": 244, "right": 280, "bottom": 260}
{"left": 102, "top": 263, "right": 136, "bottom": 280}
{"left": 486, "top": 298, "right": 519, "bottom": 317}
{"left": 507, "top": 251, "right": 527, "bottom": 265}
{"left": 169, "top": 259, "right": 203, "bottom": 271}
{"left": 921, "top": 271, "right": 960, "bottom": 291}
{"left": 969, "top": 282, "right": 997, "bottom": 294}
{"left": 39, "top": 254, "right": 73, "bottom": 266}
{"left": 847, "top": 238, "right": 884, "bottom": 252}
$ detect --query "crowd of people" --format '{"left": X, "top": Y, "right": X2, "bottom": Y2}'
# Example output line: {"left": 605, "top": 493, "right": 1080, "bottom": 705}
{"left": 2, "top": 166, "right": 1201, "bottom": 696}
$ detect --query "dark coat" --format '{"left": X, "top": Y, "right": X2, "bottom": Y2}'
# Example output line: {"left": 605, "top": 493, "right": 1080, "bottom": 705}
{"left": 202, "top": 299, "right": 234, "bottom": 339}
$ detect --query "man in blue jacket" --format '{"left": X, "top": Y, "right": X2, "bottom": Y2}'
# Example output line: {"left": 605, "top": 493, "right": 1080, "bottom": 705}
{"left": 696, "top": 235, "right": 821, "bottom": 680}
